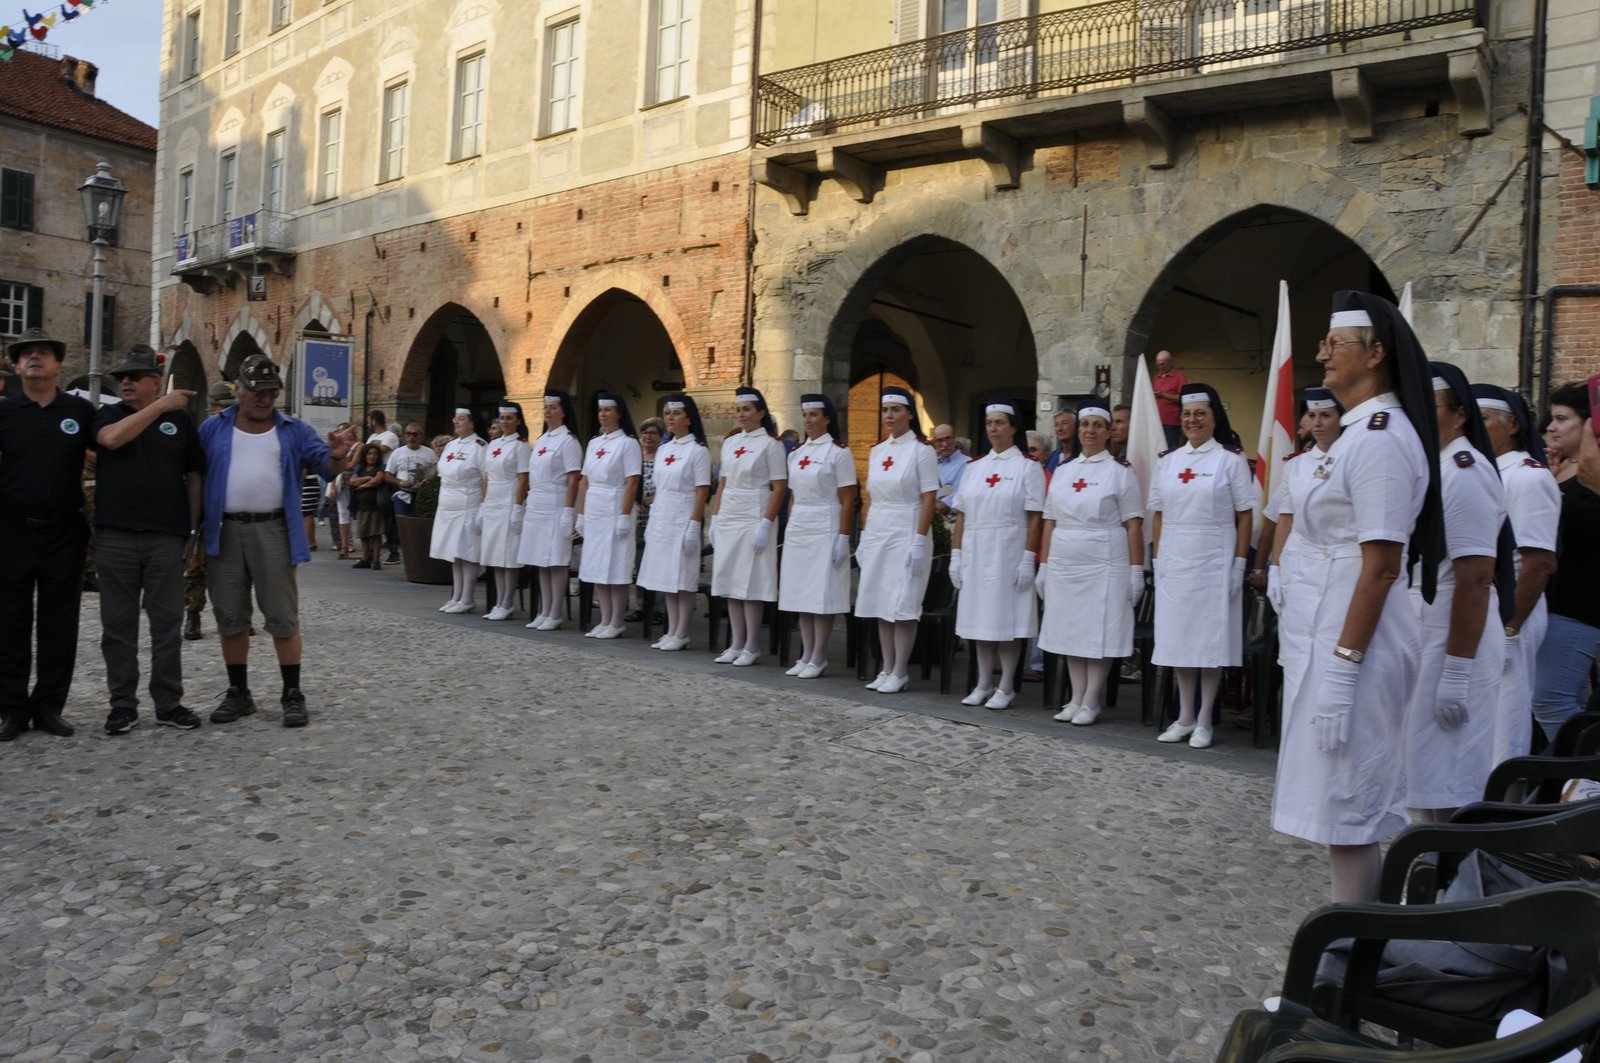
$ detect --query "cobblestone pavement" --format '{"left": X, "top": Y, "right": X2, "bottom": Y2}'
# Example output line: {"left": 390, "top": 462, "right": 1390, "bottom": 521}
{"left": 0, "top": 558, "right": 1330, "bottom": 1062}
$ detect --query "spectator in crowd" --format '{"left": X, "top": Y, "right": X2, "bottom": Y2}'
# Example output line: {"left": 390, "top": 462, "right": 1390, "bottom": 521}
{"left": 346, "top": 443, "right": 389, "bottom": 570}
{"left": 0, "top": 329, "right": 98, "bottom": 742}
{"left": 184, "top": 381, "right": 236, "bottom": 641}
{"left": 1151, "top": 350, "right": 1187, "bottom": 449}
{"left": 1109, "top": 403, "right": 1131, "bottom": 459}
{"left": 429, "top": 434, "right": 451, "bottom": 456}
{"left": 364, "top": 411, "right": 401, "bottom": 564}
{"left": 385, "top": 424, "right": 438, "bottom": 517}
{"left": 198, "top": 355, "right": 354, "bottom": 728}
{"left": 1532, "top": 382, "right": 1600, "bottom": 739}
{"left": 93, "top": 347, "right": 205, "bottom": 735}
{"left": 1043, "top": 408, "right": 1080, "bottom": 473}
{"left": 779, "top": 428, "right": 801, "bottom": 454}
{"left": 931, "top": 423, "right": 965, "bottom": 518}
{"left": 330, "top": 422, "right": 358, "bottom": 559}
{"left": 366, "top": 409, "right": 399, "bottom": 455}
{"left": 955, "top": 436, "right": 972, "bottom": 457}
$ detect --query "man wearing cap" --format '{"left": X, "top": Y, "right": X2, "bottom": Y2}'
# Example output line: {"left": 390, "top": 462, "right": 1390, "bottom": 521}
{"left": 198, "top": 355, "right": 355, "bottom": 728}
{"left": 0, "top": 328, "right": 98, "bottom": 741}
{"left": 183, "top": 381, "right": 236, "bottom": 640}
{"left": 93, "top": 345, "right": 205, "bottom": 735}
{"left": 1151, "top": 350, "right": 1187, "bottom": 450}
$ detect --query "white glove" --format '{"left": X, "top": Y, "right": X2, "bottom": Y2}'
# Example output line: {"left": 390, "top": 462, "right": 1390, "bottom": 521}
{"left": 574, "top": 512, "right": 585, "bottom": 539}
{"left": 831, "top": 533, "right": 850, "bottom": 568}
{"left": 1266, "top": 565, "right": 1283, "bottom": 613}
{"left": 1230, "top": 556, "right": 1247, "bottom": 600}
{"left": 706, "top": 515, "right": 717, "bottom": 547}
{"left": 1128, "top": 566, "right": 1145, "bottom": 609}
{"left": 1034, "top": 566, "right": 1048, "bottom": 599}
{"left": 559, "top": 507, "right": 575, "bottom": 538}
{"left": 685, "top": 520, "right": 702, "bottom": 553}
{"left": 949, "top": 548, "right": 964, "bottom": 590}
{"left": 1013, "top": 550, "right": 1036, "bottom": 590}
{"left": 615, "top": 513, "right": 631, "bottom": 538}
{"left": 753, "top": 518, "right": 773, "bottom": 553}
{"left": 909, "top": 533, "right": 929, "bottom": 567}
{"left": 511, "top": 504, "right": 525, "bottom": 526}
{"left": 1434, "top": 654, "right": 1472, "bottom": 730}
{"left": 1314, "top": 656, "right": 1360, "bottom": 754}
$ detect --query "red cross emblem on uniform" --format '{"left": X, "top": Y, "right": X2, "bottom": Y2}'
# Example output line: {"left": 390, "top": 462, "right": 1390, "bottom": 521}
{"left": 537, "top": 447, "right": 548, "bottom": 456}
{"left": 1179, "top": 468, "right": 1197, "bottom": 483}
{"left": 734, "top": 446, "right": 748, "bottom": 459}
{"left": 446, "top": 453, "right": 458, "bottom": 462}
{"left": 596, "top": 449, "right": 607, "bottom": 459}
{"left": 1072, "top": 478, "right": 1089, "bottom": 493}
{"left": 663, "top": 453, "right": 676, "bottom": 465}
{"left": 798, "top": 456, "right": 812, "bottom": 470}
{"left": 881, "top": 456, "right": 895, "bottom": 471}
{"left": 985, "top": 473, "right": 1001, "bottom": 487}
{"left": 492, "top": 448, "right": 502, "bottom": 458}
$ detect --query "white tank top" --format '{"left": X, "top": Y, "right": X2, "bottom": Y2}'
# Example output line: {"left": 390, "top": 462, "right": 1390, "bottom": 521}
{"left": 225, "top": 425, "right": 285, "bottom": 512}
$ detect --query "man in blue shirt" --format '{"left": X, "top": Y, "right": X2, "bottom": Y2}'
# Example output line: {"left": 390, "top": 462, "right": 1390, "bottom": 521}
{"left": 198, "top": 355, "right": 353, "bottom": 728}
{"left": 932, "top": 423, "right": 965, "bottom": 518}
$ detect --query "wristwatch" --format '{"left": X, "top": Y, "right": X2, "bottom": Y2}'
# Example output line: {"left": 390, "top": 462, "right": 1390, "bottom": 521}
{"left": 1504, "top": 625, "right": 1520, "bottom": 638}
{"left": 1333, "top": 645, "right": 1365, "bottom": 664}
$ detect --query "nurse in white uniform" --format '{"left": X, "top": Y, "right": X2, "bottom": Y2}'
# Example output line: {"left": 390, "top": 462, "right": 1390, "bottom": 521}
{"left": 1266, "top": 388, "right": 1344, "bottom": 724}
{"left": 637, "top": 394, "right": 711, "bottom": 651}
{"left": 430, "top": 407, "right": 487, "bottom": 613}
{"left": 709, "top": 388, "right": 788, "bottom": 666}
{"left": 1038, "top": 403, "right": 1145, "bottom": 725}
{"left": 480, "top": 402, "right": 530, "bottom": 621}
{"left": 1473, "top": 383, "right": 1560, "bottom": 761}
{"left": 950, "top": 403, "right": 1046, "bottom": 710}
{"left": 576, "top": 392, "right": 643, "bottom": 639}
{"left": 1405, "top": 363, "right": 1513, "bottom": 821}
{"left": 1148, "top": 383, "right": 1254, "bottom": 749}
{"left": 778, "top": 394, "right": 858, "bottom": 679}
{"left": 519, "top": 391, "right": 583, "bottom": 631}
{"left": 854, "top": 387, "right": 938, "bottom": 694}
{"left": 1271, "top": 290, "right": 1444, "bottom": 903}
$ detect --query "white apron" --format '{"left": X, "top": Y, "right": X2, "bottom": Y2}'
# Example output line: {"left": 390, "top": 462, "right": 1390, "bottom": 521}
{"left": 711, "top": 430, "right": 786, "bottom": 601}
{"left": 429, "top": 435, "right": 485, "bottom": 563}
{"left": 517, "top": 425, "right": 582, "bottom": 568}
{"left": 854, "top": 432, "right": 939, "bottom": 622}
{"left": 479, "top": 437, "right": 529, "bottom": 568}
{"left": 1038, "top": 451, "right": 1142, "bottom": 659}
{"left": 1149, "top": 440, "right": 1252, "bottom": 668}
{"left": 1494, "top": 451, "right": 1561, "bottom": 762}
{"left": 637, "top": 434, "right": 710, "bottom": 594}
{"left": 1272, "top": 446, "right": 1332, "bottom": 712}
{"left": 952, "top": 446, "right": 1044, "bottom": 642}
{"left": 778, "top": 436, "right": 857, "bottom": 615}
{"left": 577, "top": 431, "right": 642, "bottom": 586}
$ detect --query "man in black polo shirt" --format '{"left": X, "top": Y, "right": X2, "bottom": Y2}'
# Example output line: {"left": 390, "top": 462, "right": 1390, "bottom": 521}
{"left": 94, "top": 346, "right": 205, "bottom": 735}
{"left": 0, "top": 328, "right": 98, "bottom": 741}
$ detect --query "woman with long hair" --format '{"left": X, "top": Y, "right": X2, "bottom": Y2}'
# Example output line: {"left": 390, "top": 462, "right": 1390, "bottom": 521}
{"left": 854, "top": 387, "right": 939, "bottom": 693}
{"left": 637, "top": 396, "right": 711, "bottom": 650}
{"left": 576, "top": 392, "right": 642, "bottom": 638}
{"left": 347, "top": 442, "right": 387, "bottom": 570}
{"left": 518, "top": 391, "right": 583, "bottom": 630}
{"left": 479, "top": 402, "right": 530, "bottom": 621}
{"left": 709, "top": 387, "right": 787, "bottom": 666}
{"left": 778, "top": 394, "right": 858, "bottom": 678}
{"left": 430, "top": 407, "right": 488, "bottom": 613}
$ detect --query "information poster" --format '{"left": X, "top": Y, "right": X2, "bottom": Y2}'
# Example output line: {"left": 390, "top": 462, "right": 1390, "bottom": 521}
{"left": 294, "top": 334, "right": 353, "bottom": 437}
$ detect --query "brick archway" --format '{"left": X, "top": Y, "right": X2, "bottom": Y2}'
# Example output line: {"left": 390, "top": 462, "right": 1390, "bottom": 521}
{"left": 543, "top": 273, "right": 699, "bottom": 393}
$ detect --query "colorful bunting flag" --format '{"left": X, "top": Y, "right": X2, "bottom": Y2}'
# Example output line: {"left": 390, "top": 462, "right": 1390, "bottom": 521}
{"left": 1, "top": 0, "right": 106, "bottom": 60}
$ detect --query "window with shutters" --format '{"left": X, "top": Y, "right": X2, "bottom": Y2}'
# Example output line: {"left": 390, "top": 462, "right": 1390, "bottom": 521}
{"left": 1, "top": 169, "right": 34, "bottom": 230}
{"left": 649, "top": 0, "right": 692, "bottom": 105}
{"left": 219, "top": 150, "right": 238, "bottom": 222}
{"left": 178, "top": 168, "right": 194, "bottom": 235}
{"left": 265, "top": 130, "right": 287, "bottom": 211}
{"left": 453, "top": 53, "right": 486, "bottom": 160}
{"left": 381, "top": 82, "right": 408, "bottom": 181}
{"left": 225, "top": 0, "right": 242, "bottom": 56}
{"left": 544, "top": 19, "right": 580, "bottom": 135}
{"left": 83, "top": 292, "right": 116, "bottom": 350}
{"left": 892, "top": 0, "right": 1026, "bottom": 112}
{"left": 183, "top": 9, "right": 202, "bottom": 79}
{"left": 0, "top": 281, "right": 41, "bottom": 337}
{"left": 271, "top": 0, "right": 292, "bottom": 32}
{"left": 318, "top": 108, "right": 342, "bottom": 201}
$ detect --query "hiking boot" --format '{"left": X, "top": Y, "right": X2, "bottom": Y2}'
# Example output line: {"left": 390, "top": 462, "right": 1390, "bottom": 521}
{"left": 104, "top": 707, "right": 139, "bottom": 735}
{"left": 210, "top": 687, "right": 257, "bottom": 723}
{"left": 156, "top": 705, "right": 203, "bottom": 730}
{"left": 280, "top": 688, "right": 309, "bottom": 728}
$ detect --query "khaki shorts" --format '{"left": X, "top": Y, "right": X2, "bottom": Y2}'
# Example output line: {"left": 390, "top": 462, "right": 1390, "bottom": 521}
{"left": 210, "top": 519, "right": 300, "bottom": 638}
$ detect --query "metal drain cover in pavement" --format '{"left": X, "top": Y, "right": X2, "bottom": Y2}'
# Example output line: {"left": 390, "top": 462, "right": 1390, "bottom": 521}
{"left": 831, "top": 714, "right": 1018, "bottom": 769}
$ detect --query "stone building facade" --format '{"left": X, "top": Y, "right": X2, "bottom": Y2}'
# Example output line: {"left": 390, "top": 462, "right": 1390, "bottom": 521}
{"left": 1545, "top": 0, "right": 1600, "bottom": 388}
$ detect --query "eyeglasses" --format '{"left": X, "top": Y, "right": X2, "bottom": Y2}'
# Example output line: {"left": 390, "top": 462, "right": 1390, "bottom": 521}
{"left": 1318, "top": 337, "right": 1365, "bottom": 353}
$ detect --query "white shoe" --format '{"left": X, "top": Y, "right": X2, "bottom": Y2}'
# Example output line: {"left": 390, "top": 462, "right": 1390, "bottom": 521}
{"left": 797, "top": 662, "right": 826, "bottom": 679}
{"left": 1157, "top": 721, "right": 1197, "bottom": 743}
{"left": 876, "top": 673, "right": 907, "bottom": 694}
{"left": 865, "top": 672, "right": 890, "bottom": 690}
{"left": 961, "top": 686, "right": 995, "bottom": 706}
{"left": 443, "top": 601, "right": 473, "bottom": 614}
{"left": 525, "top": 615, "right": 548, "bottom": 629}
{"left": 537, "top": 616, "right": 564, "bottom": 631}
{"left": 1071, "top": 705, "right": 1102, "bottom": 726}
{"left": 585, "top": 624, "right": 607, "bottom": 638}
{"left": 591, "top": 625, "right": 623, "bottom": 640}
{"left": 732, "top": 650, "right": 760, "bottom": 667}
{"left": 984, "top": 689, "right": 1015, "bottom": 710}
{"left": 714, "top": 647, "right": 741, "bottom": 664}
{"left": 1052, "top": 703, "right": 1081, "bottom": 722}
{"left": 785, "top": 662, "right": 806, "bottom": 676}
{"left": 439, "top": 599, "right": 460, "bottom": 612}
{"left": 1189, "top": 726, "right": 1214, "bottom": 749}
{"left": 658, "top": 635, "right": 688, "bottom": 651}
{"left": 484, "top": 606, "right": 513, "bottom": 621}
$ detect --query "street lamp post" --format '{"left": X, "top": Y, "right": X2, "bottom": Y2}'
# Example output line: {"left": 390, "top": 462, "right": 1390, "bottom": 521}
{"left": 78, "top": 161, "right": 127, "bottom": 405}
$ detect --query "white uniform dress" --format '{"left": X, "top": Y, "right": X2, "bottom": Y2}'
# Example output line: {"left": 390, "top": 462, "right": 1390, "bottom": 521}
{"left": 1149, "top": 438, "right": 1254, "bottom": 668}
{"left": 478, "top": 437, "right": 529, "bottom": 568}
{"left": 1269, "top": 445, "right": 1333, "bottom": 713}
{"left": 637, "top": 433, "right": 711, "bottom": 593}
{"left": 429, "top": 435, "right": 486, "bottom": 563}
{"left": 517, "top": 425, "right": 582, "bottom": 568}
{"left": 711, "top": 429, "right": 788, "bottom": 601}
{"left": 1038, "top": 450, "right": 1143, "bottom": 659}
{"left": 778, "top": 435, "right": 857, "bottom": 615}
{"left": 1271, "top": 394, "right": 1427, "bottom": 846}
{"left": 577, "top": 431, "right": 643, "bottom": 586}
{"left": 951, "top": 446, "right": 1046, "bottom": 642}
{"left": 1495, "top": 449, "right": 1561, "bottom": 763}
{"left": 1405, "top": 439, "right": 1508, "bottom": 810}
{"left": 854, "top": 432, "right": 939, "bottom": 622}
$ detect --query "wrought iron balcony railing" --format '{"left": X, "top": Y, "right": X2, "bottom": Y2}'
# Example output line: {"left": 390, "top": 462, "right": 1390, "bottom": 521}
{"left": 171, "top": 209, "right": 296, "bottom": 273}
{"left": 755, "top": 0, "right": 1484, "bottom": 146}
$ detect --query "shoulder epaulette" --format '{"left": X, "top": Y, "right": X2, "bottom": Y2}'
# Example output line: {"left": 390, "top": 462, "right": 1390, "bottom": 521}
{"left": 1224, "top": 443, "right": 1243, "bottom": 454}
{"left": 724, "top": 429, "right": 739, "bottom": 439}
{"left": 1282, "top": 450, "right": 1303, "bottom": 463}
{"left": 1158, "top": 447, "right": 1176, "bottom": 458}
{"left": 1452, "top": 450, "right": 1475, "bottom": 468}
{"left": 1367, "top": 411, "right": 1390, "bottom": 430}
{"left": 1523, "top": 457, "right": 1547, "bottom": 469}
{"left": 474, "top": 437, "right": 487, "bottom": 446}
{"left": 1113, "top": 455, "right": 1130, "bottom": 467}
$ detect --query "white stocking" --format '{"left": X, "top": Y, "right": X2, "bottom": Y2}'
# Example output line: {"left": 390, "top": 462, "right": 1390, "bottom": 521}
{"left": 740, "top": 600, "right": 765, "bottom": 653}
{"left": 810, "top": 613, "right": 835, "bottom": 666}
{"left": 1329, "top": 843, "right": 1381, "bottom": 903}
{"left": 1080, "top": 658, "right": 1111, "bottom": 711}
{"left": 1066, "top": 656, "right": 1088, "bottom": 706}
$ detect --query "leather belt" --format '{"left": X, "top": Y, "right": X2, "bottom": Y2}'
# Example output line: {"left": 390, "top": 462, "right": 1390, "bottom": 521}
{"left": 223, "top": 509, "right": 285, "bottom": 523}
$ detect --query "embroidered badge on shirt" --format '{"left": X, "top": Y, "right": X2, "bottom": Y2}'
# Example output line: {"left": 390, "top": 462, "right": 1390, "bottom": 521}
{"left": 663, "top": 454, "right": 676, "bottom": 465}
{"left": 1313, "top": 456, "right": 1334, "bottom": 480}
{"left": 1368, "top": 411, "right": 1390, "bottom": 430}
{"left": 881, "top": 456, "right": 894, "bottom": 471}
{"left": 1453, "top": 450, "right": 1475, "bottom": 468}
{"left": 733, "top": 446, "right": 747, "bottom": 459}
{"left": 159, "top": 422, "right": 177, "bottom": 436}
{"left": 985, "top": 473, "right": 1001, "bottom": 487}
{"left": 492, "top": 448, "right": 503, "bottom": 458}
{"left": 797, "top": 456, "right": 812, "bottom": 470}
{"left": 60, "top": 418, "right": 80, "bottom": 435}
{"left": 1178, "top": 468, "right": 1197, "bottom": 483}
{"left": 1071, "top": 478, "right": 1090, "bottom": 493}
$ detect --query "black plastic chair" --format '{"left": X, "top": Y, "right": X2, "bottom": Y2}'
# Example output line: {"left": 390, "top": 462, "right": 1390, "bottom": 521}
{"left": 1484, "top": 752, "right": 1600, "bottom": 806}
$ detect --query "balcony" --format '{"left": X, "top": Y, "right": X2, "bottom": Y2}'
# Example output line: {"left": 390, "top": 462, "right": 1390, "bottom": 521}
{"left": 754, "top": 0, "right": 1489, "bottom": 212}
{"left": 171, "top": 209, "right": 296, "bottom": 293}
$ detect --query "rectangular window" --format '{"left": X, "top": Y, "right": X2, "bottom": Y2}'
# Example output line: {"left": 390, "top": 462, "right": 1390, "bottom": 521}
{"left": 381, "top": 81, "right": 408, "bottom": 181}
{"left": 83, "top": 292, "right": 116, "bottom": 350}
{"left": 184, "top": 10, "right": 201, "bottom": 78}
{"left": 318, "top": 108, "right": 342, "bottom": 201}
{"left": 0, "top": 281, "right": 41, "bottom": 336}
{"left": 265, "top": 130, "right": 286, "bottom": 212}
{"left": 178, "top": 168, "right": 194, "bottom": 233}
{"left": 453, "top": 52, "right": 485, "bottom": 160}
{"left": 219, "top": 151, "right": 237, "bottom": 221}
{"left": 271, "top": 0, "right": 292, "bottom": 31}
{"left": 545, "top": 20, "right": 579, "bottom": 134}
{"left": 1, "top": 169, "right": 35, "bottom": 230}
{"left": 225, "top": 0, "right": 242, "bottom": 55}
{"left": 652, "top": 0, "right": 693, "bottom": 104}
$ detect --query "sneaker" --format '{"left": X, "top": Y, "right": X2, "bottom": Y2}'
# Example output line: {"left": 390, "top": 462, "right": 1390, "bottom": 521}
{"left": 1120, "top": 660, "right": 1142, "bottom": 681}
{"left": 104, "top": 707, "right": 139, "bottom": 735}
{"left": 384, "top": 551, "right": 401, "bottom": 565}
{"left": 352, "top": 560, "right": 371, "bottom": 569}
{"left": 281, "top": 688, "right": 309, "bottom": 728}
{"left": 210, "top": 687, "right": 258, "bottom": 723}
{"left": 155, "top": 705, "right": 202, "bottom": 730}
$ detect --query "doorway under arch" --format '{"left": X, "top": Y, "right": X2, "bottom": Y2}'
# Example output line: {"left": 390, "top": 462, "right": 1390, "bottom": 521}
{"left": 395, "top": 304, "right": 506, "bottom": 438}
{"left": 168, "top": 340, "right": 207, "bottom": 423}
{"left": 1126, "top": 205, "right": 1396, "bottom": 448}
{"left": 547, "top": 289, "right": 684, "bottom": 438}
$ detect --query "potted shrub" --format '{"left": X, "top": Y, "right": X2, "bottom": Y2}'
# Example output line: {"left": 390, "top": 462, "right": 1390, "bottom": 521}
{"left": 396, "top": 474, "right": 453, "bottom": 585}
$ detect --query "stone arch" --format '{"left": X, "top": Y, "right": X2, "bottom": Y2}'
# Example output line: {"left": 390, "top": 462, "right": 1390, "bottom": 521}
{"left": 219, "top": 308, "right": 272, "bottom": 374}
{"left": 395, "top": 301, "right": 505, "bottom": 435}
{"left": 291, "top": 291, "right": 347, "bottom": 337}
{"left": 544, "top": 271, "right": 700, "bottom": 390}
{"left": 545, "top": 278, "right": 696, "bottom": 434}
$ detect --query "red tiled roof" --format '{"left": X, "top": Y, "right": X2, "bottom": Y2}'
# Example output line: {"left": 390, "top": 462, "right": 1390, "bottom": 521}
{"left": 0, "top": 49, "right": 155, "bottom": 153}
